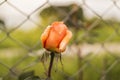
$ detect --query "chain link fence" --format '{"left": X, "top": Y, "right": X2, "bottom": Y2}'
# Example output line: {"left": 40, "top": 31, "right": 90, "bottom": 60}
{"left": 0, "top": 0, "right": 120, "bottom": 80}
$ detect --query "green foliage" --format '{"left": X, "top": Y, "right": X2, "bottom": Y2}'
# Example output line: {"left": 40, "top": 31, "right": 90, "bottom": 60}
{"left": 40, "top": 4, "right": 84, "bottom": 28}
{"left": 0, "top": 4, "right": 120, "bottom": 80}
{"left": 19, "top": 71, "right": 40, "bottom": 80}
{"left": 40, "top": 6, "right": 61, "bottom": 27}
{"left": 70, "top": 20, "right": 120, "bottom": 44}
{"left": 40, "top": 5, "right": 120, "bottom": 44}
{"left": 0, "top": 51, "right": 120, "bottom": 80}
{"left": 0, "top": 27, "right": 43, "bottom": 49}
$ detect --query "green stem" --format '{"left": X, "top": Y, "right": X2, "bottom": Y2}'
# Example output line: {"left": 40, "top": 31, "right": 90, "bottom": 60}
{"left": 48, "top": 52, "right": 55, "bottom": 78}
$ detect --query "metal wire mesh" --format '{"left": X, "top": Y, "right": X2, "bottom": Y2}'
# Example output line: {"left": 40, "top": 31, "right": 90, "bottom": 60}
{"left": 0, "top": 0, "right": 120, "bottom": 80}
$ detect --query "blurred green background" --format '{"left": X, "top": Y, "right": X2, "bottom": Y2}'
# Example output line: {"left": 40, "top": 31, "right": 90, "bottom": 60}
{"left": 0, "top": 1, "right": 120, "bottom": 80}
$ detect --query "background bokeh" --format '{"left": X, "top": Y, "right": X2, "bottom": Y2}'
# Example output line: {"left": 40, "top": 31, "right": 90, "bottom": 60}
{"left": 0, "top": 0, "right": 120, "bottom": 80}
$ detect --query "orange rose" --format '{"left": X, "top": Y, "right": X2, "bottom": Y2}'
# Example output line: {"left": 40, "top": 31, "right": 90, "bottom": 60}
{"left": 41, "top": 21, "right": 72, "bottom": 53}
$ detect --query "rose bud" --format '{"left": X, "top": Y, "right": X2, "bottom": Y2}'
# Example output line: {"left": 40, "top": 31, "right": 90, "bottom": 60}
{"left": 41, "top": 21, "right": 72, "bottom": 53}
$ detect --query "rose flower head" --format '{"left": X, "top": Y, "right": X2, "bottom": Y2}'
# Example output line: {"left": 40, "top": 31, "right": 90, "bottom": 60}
{"left": 41, "top": 21, "right": 72, "bottom": 53}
